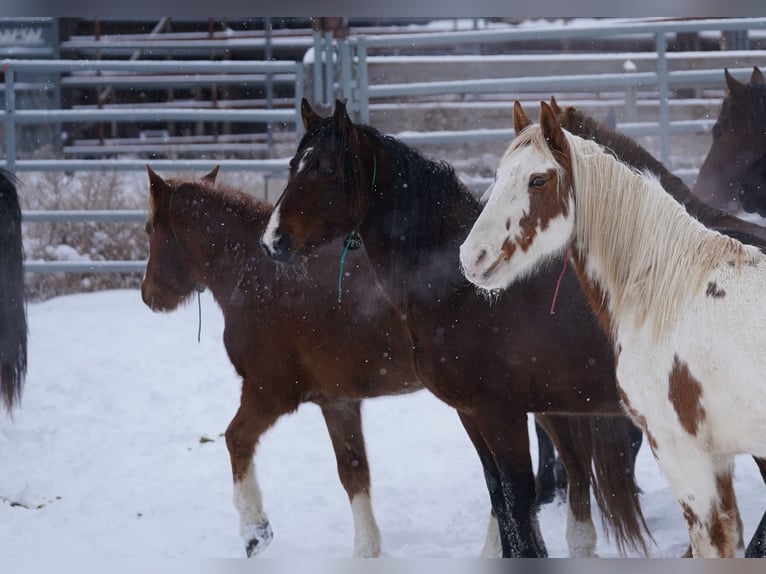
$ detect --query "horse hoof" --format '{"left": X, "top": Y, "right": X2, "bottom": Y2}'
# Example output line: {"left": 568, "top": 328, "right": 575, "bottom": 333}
{"left": 244, "top": 521, "right": 274, "bottom": 557}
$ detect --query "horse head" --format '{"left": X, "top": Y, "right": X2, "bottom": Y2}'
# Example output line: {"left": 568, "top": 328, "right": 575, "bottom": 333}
{"left": 695, "top": 67, "right": 766, "bottom": 216}
{"left": 460, "top": 101, "right": 575, "bottom": 291}
{"left": 261, "top": 98, "right": 368, "bottom": 264}
{"left": 141, "top": 166, "right": 218, "bottom": 311}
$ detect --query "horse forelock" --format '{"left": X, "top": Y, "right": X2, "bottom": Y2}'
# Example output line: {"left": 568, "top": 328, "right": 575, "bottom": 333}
{"left": 506, "top": 125, "right": 572, "bottom": 211}
{"left": 564, "top": 131, "right": 758, "bottom": 341}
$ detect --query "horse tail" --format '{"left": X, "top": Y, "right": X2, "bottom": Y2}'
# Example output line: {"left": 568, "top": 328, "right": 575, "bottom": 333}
{"left": 574, "top": 415, "right": 653, "bottom": 556}
{"left": 0, "top": 168, "right": 27, "bottom": 413}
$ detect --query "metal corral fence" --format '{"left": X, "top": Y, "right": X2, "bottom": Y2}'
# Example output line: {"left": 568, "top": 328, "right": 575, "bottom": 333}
{"left": 1, "top": 58, "right": 304, "bottom": 273}
{"left": 334, "top": 17, "right": 766, "bottom": 168}
{"left": 5, "top": 17, "right": 766, "bottom": 274}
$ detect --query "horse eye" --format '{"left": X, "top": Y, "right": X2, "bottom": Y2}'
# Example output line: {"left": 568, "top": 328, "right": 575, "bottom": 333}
{"left": 317, "top": 159, "right": 335, "bottom": 175}
{"left": 144, "top": 221, "right": 152, "bottom": 235}
{"left": 711, "top": 123, "right": 722, "bottom": 140}
{"left": 530, "top": 175, "right": 546, "bottom": 188}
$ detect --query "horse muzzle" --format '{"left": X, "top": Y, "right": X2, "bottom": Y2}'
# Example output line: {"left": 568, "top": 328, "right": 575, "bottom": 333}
{"left": 260, "top": 232, "right": 298, "bottom": 265}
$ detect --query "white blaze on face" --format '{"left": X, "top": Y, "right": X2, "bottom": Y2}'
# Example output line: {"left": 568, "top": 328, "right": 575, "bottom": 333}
{"left": 261, "top": 207, "right": 281, "bottom": 256}
{"left": 461, "top": 143, "right": 547, "bottom": 289}
{"left": 296, "top": 146, "right": 314, "bottom": 175}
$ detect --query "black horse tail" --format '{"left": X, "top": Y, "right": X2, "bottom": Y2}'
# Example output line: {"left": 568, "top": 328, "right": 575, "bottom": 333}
{"left": 0, "top": 168, "right": 27, "bottom": 413}
{"left": 573, "top": 415, "right": 653, "bottom": 556}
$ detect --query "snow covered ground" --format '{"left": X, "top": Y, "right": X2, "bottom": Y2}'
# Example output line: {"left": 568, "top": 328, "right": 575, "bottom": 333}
{"left": 0, "top": 288, "right": 764, "bottom": 560}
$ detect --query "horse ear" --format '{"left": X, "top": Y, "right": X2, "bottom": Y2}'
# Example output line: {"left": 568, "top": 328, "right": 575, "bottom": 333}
{"left": 147, "top": 165, "right": 170, "bottom": 201}
{"left": 725, "top": 68, "right": 748, "bottom": 102}
{"left": 201, "top": 165, "right": 220, "bottom": 184}
{"left": 548, "top": 95, "right": 563, "bottom": 116}
{"left": 147, "top": 165, "right": 165, "bottom": 189}
{"left": 513, "top": 100, "right": 532, "bottom": 134}
{"left": 540, "top": 101, "right": 568, "bottom": 154}
{"left": 751, "top": 66, "right": 765, "bottom": 85}
{"left": 301, "top": 97, "right": 321, "bottom": 131}
{"left": 332, "top": 98, "right": 352, "bottom": 129}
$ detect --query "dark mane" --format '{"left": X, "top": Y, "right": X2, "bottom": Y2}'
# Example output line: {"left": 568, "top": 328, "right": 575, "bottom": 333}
{"left": 356, "top": 123, "right": 479, "bottom": 268}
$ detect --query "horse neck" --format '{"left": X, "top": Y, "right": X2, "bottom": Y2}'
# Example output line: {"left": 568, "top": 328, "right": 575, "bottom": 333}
{"left": 170, "top": 187, "right": 271, "bottom": 308}
{"left": 356, "top": 133, "right": 480, "bottom": 304}
{"left": 563, "top": 108, "right": 766, "bottom": 243}
{"left": 568, "top": 134, "right": 747, "bottom": 342}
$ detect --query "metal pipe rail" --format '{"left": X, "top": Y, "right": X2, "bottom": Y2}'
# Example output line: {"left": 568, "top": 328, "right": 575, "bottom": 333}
{"left": 354, "top": 17, "right": 766, "bottom": 49}
{"left": 10, "top": 158, "right": 290, "bottom": 173}
{"left": 2, "top": 58, "right": 306, "bottom": 172}
{"left": 349, "top": 17, "right": 766, "bottom": 166}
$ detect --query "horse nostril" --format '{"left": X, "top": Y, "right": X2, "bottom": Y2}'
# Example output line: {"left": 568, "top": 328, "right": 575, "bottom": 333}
{"left": 261, "top": 232, "right": 295, "bottom": 263}
{"left": 475, "top": 248, "right": 487, "bottom": 266}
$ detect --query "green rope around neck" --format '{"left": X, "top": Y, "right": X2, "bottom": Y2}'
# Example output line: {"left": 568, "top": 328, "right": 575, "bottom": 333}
{"left": 337, "top": 155, "right": 376, "bottom": 303}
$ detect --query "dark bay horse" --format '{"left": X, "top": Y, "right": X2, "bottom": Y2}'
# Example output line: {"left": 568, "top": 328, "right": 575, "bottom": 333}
{"left": 261, "top": 99, "right": 652, "bottom": 557}
{"left": 0, "top": 168, "right": 27, "bottom": 414}
{"left": 693, "top": 66, "right": 766, "bottom": 217}
{"left": 140, "top": 165, "right": 617, "bottom": 558}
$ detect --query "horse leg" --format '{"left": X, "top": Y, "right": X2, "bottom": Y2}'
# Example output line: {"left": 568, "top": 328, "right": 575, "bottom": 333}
{"left": 535, "top": 414, "right": 597, "bottom": 557}
{"left": 319, "top": 399, "right": 381, "bottom": 557}
{"left": 224, "top": 388, "right": 283, "bottom": 557}
{"left": 459, "top": 409, "right": 546, "bottom": 557}
{"left": 534, "top": 421, "right": 558, "bottom": 505}
{"left": 652, "top": 437, "right": 738, "bottom": 557}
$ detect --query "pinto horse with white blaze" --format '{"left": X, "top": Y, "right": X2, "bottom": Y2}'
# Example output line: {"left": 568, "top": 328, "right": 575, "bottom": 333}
{"left": 460, "top": 100, "right": 766, "bottom": 558}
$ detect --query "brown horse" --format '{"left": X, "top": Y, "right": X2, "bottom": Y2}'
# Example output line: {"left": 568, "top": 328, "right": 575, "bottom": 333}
{"left": 0, "top": 168, "right": 27, "bottom": 414}
{"left": 141, "top": 166, "right": 420, "bottom": 557}
{"left": 261, "top": 98, "right": 652, "bottom": 558}
{"left": 693, "top": 66, "right": 766, "bottom": 217}
{"left": 139, "top": 165, "right": 626, "bottom": 558}
{"left": 552, "top": 99, "right": 766, "bottom": 556}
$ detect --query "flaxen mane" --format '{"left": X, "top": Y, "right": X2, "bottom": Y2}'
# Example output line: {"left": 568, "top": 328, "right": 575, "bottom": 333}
{"left": 520, "top": 127, "right": 762, "bottom": 341}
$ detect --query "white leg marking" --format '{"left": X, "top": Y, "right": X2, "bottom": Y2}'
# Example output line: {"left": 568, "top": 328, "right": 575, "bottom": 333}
{"left": 479, "top": 511, "right": 502, "bottom": 557}
{"left": 565, "top": 498, "right": 597, "bottom": 557}
{"left": 233, "top": 460, "right": 273, "bottom": 556}
{"left": 350, "top": 493, "right": 381, "bottom": 558}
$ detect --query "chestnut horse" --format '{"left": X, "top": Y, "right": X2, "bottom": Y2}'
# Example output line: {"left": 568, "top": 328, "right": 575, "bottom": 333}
{"left": 693, "top": 66, "right": 766, "bottom": 217}
{"left": 461, "top": 100, "right": 766, "bottom": 557}
{"left": 140, "top": 166, "right": 620, "bottom": 558}
{"left": 0, "top": 168, "right": 27, "bottom": 414}
{"left": 261, "top": 99, "right": 651, "bottom": 557}
{"left": 141, "top": 166, "right": 421, "bottom": 557}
